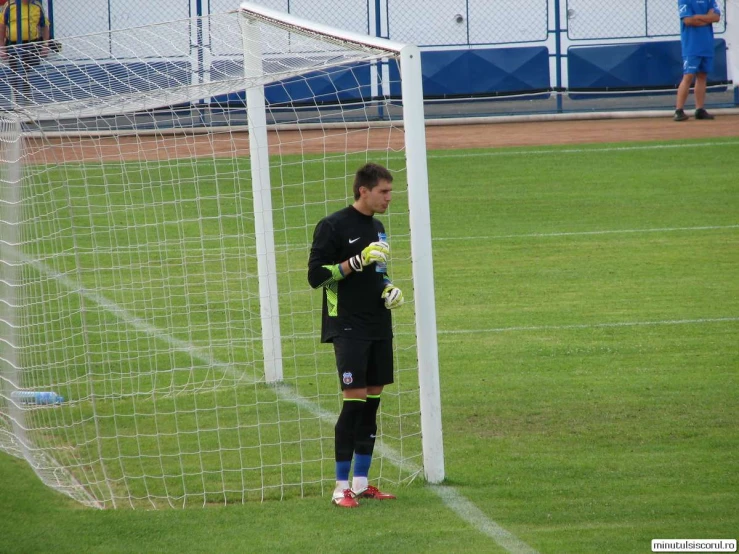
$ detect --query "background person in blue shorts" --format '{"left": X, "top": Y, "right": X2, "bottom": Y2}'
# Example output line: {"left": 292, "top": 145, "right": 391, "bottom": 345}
{"left": 673, "top": 0, "right": 721, "bottom": 121}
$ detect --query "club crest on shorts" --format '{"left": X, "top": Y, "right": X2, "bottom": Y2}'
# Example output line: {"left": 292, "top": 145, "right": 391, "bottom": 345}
{"left": 342, "top": 372, "right": 353, "bottom": 385}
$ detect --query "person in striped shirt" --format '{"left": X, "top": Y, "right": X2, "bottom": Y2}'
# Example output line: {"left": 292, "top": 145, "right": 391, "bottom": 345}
{"left": 0, "top": 0, "right": 51, "bottom": 105}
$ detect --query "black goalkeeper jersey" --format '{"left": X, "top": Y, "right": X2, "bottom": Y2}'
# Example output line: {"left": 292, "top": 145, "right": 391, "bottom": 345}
{"left": 308, "top": 206, "right": 392, "bottom": 343}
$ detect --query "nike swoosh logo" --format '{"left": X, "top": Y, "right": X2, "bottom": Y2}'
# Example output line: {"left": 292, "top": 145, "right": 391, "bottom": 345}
{"left": 349, "top": 237, "right": 360, "bottom": 244}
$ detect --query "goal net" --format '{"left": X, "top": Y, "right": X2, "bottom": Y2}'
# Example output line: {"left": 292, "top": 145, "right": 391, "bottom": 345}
{"left": 0, "top": 3, "right": 442, "bottom": 508}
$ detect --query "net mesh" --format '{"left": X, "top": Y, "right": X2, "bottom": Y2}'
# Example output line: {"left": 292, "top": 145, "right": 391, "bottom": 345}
{"left": 0, "top": 9, "right": 423, "bottom": 508}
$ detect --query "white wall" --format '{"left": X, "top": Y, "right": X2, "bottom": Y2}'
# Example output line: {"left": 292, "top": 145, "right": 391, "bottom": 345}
{"left": 49, "top": 0, "right": 732, "bottom": 47}
{"left": 49, "top": 0, "right": 550, "bottom": 46}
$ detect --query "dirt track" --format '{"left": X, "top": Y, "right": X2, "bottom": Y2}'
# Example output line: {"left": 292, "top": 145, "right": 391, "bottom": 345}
{"left": 423, "top": 114, "right": 739, "bottom": 149}
{"left": 29, "top": 113, "right": 739, "bottom": 164}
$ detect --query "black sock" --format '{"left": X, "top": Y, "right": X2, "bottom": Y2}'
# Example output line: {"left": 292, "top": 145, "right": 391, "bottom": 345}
{"left": 334, "top": 399, "right": 366, "bottom": 480}
{"left": 354, "top": 395, "right": 381, "bottom": 457}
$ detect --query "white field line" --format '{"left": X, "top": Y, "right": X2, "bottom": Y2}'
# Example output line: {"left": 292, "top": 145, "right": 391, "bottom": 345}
{"left": 425, "top": 140, "right": 739, "bottom": 160}
{"left": 310, "top": 139, "right": 739, "bottom": 165}
{"left": 21, "top": 255, "right": 246, "bottom": 380}
{"left": 436, "top": 317, "right": 739, "bottom": 337}
{"left": 280, "top": 224, "right": 739, "bottom": 254}
{"left": 104, "top": 139, "right": 739, "bottom": 170}
{"left": 282, "top": 139, "right": 739, "bottom": 166}
{"left": 431, "top": 485, "right": 541, "bottom": 554}
{"left": 432, "top": 224, "right": 739, "bottom": 243}
{"left": 25, "top": 255, "right": 539, "bottom": 554}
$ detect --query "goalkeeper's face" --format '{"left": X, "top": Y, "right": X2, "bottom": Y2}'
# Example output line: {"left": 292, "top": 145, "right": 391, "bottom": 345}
{"left": 362, "top": 179, "right": 393, "bottom": 215}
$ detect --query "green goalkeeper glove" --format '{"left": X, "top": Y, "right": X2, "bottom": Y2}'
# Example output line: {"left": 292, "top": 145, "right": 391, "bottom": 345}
{"left": 348, "top": 241, "right": 389, "bottom": 272}
{"left": 382, "top": 283, "right": 404, "bottom": 309}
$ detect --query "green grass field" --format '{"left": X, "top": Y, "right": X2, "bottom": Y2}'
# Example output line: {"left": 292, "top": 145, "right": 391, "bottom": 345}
{"left": 1, "top": 136, "right": 737, "bottom": 553}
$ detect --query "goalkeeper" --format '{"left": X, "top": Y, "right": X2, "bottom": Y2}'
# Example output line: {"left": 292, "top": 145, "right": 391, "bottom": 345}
{"left": 308, "top": 162, "right": 404, "bottom": 508}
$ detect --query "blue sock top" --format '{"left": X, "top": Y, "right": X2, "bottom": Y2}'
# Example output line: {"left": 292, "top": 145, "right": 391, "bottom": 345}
{"left": 353, "top": 454, "right": 372, "bottom": 478}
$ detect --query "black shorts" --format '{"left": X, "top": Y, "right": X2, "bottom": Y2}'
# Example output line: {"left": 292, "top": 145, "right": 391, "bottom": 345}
{"left": 333, "top": 337, "right": 394, "bottom": 390}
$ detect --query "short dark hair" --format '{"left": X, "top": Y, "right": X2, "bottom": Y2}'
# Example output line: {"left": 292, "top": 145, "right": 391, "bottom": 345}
{"left": 353, "top": 163, "right": 393, "bottom": 200}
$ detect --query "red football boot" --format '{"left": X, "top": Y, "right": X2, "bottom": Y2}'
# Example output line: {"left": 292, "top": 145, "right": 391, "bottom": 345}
{"left": 332, "top": 488, "right": 359, "bottom": 508}
{"left": 354, "top": 485, "right": 396, "bottom": 500}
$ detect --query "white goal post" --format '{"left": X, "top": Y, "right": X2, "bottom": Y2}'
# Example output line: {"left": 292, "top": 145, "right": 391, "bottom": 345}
{"left": 728, "top": 0, "right": 739, "bottom": 94}
{"left": 0, "top": 2, "right": 444, "bottom": 508}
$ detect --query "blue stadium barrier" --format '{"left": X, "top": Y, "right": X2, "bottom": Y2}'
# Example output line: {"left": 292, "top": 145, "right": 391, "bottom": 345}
{"left": 568, "top": 39, "right": 728, "bottom": 94}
